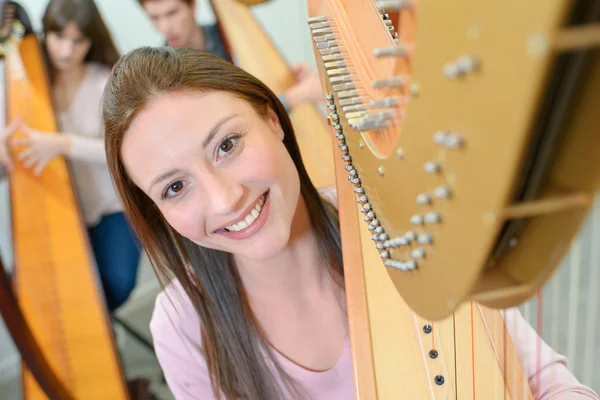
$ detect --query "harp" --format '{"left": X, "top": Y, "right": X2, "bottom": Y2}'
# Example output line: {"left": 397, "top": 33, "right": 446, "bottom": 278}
{"left": 308, "top": 0, "right": 600, "bottom": 398}
{"left": 209, "top": 0, "right": 335, "bottom": 189}
{"left": 0, "top": 2, "right": 129, "bottom": 399}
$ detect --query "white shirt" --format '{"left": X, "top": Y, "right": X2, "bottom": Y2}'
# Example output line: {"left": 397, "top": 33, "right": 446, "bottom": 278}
{"left": 58, "top": 62, "right": 122, "bottom": 226}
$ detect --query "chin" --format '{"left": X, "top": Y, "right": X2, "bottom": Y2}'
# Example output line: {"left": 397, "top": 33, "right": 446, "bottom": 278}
{"left": 237, "top": 225, "right": 292, "bottom": 262}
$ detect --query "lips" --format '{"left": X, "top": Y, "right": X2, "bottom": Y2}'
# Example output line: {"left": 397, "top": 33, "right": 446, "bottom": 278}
{"left": 214, "top": 190, "right": 271, "bottom": 241}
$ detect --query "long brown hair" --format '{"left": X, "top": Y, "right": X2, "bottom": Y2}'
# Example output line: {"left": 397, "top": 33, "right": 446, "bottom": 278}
{"left": 42, "top": 0, "right": 120, "bottom": 77}
{"left": 102, "top": 46, "right": 343, "bottom": 399}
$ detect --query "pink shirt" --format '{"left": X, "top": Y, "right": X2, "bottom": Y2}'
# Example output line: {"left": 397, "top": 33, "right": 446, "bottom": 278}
{"left": 150, "top": 188, "right": 598, "bottom": 399}
{"left": 150, "top": 279, "right": 597, "bottom": 400}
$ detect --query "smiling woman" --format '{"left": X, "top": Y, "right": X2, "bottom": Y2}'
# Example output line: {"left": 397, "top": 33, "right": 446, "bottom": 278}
{"left": 102, "top": 46, "right": 345, "bottom": 400}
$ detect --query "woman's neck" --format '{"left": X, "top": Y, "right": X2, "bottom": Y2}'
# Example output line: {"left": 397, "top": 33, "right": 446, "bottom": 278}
{"left": 54, "top": 63, "right": 87, "bottom": 88}
{"left": 235, "top": 194, "right": 335, "bottom": 302}
{"left": 188, "top": 25, "right": 205, "bottom": 51}
{"left": 53, "top": 63, "right": 88, "bottom": 112}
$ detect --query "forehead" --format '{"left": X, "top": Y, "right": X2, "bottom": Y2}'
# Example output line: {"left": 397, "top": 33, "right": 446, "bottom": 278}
{"left": 53, "top": 21, "right": 84, "bottom": 37}
{"left": 127, "top": 90, "right": 252, "bottom": 137}
{"left": 143, "top": 0, "right": 192, "bottom": 14}
{"left": 121, "top": 91, "right": 256, "bottom": 180}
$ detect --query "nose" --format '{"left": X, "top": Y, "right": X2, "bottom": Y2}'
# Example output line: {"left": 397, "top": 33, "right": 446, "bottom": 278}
{"left": 57, "top": 39, "right": 74, "bottom": 59}
{"left": 157, "top": 18, "right": 172, "bottom": 37}
{"left": 204, "top": 170, "right": 244, "bottom": 216}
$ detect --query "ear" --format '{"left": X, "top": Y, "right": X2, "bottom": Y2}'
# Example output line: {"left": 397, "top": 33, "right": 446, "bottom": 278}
{"left": 266, "top": 107, "right": 284, "bottom": 141}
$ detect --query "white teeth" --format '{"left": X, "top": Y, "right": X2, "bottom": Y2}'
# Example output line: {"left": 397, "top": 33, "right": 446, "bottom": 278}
{"left": 225, "top": 194, "right": 266, "bottom": 232}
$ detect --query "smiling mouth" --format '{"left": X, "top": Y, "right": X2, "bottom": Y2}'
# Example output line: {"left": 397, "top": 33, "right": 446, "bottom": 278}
{"left": 222, "top": 192, "right": 267, "bottom": 233}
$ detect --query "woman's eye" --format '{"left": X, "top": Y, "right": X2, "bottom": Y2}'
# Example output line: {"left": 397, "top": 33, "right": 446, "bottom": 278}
{"left": 163, "top": 181, "right": 184, "bottom": 199}
{"left": 216, "top": 135, "right": 241, "bottom": 158}
{"left": 220, "top": 139, "right": 234, "bottom": 153}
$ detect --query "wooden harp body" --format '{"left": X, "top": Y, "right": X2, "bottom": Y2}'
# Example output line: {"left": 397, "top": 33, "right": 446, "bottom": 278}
{"left": 307, "top": 0, "right": 600, "bottom": 398}
{"left": 0, "top": 2, "right": 128, "bottom": 399}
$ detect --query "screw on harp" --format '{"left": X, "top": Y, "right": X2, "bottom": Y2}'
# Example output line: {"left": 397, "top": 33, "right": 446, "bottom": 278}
{"left": 383, "top": 236, "right": 408, "bottom": 248}
{"left": 434, "top": 185, "right": 452, "bottom": 199}
{"left": 417, "top": 193, "right": 432, "bottom": 205}
{"left": 418, "top": 233, "right": 433, "bottom": 244}
{"left": 433, "top": 131, "right": 464, "bottom": 149}
{"left": 423, "top": 325, "right": 432, "bottom": 334}
{"left": 424, "top": 161, "right": 440, "bottom": 174}
{"left": 411, "top": 248, "right": 426, "bottom": 259}
{"left": 384, "top": 259, "right": 417, "bottom": 271}
{"left": 444, "top": 55, "right": 479, "bottom": 78}
{"left": 429, "top": 349, "right": 439, "bottom": 359}
{"left": 424, "top": 211, "right": 442, "bottom": 224}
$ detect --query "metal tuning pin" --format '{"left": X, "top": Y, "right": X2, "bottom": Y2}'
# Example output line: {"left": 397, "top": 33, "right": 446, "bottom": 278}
{"left": 324, "top": 60, "right": 347, "bottom": 69}
{"left": 363, "top": 110, "right": 394, "bottom": 122}
{"left": 433, "top": 131, "right": 464, "bottom": 149}
{"left": 330, "top": 75, "right": 353, "bottom": 84}
{"left": 322, "top": 53, "right": 344, "bottom": 62}
{"left": 342, "top": 104, "right": 367, "bottom": 113}
{"left": 374, "top": 45, "right": 408, "bottom": 58}
{"left": 339, "top": 97, "right": 364, "bottom": 107}
{"left": 307, "top": 16, "right": 328, "bottom": 23}
{"left": 308, "top": 21, "right": 330, "bottom": 30}
{"left": 311, "top": 27, "right": 333, "bottom": 35}
{"left": 316, "top": 41, "right": 338, "bottom": 50}
{"left": 385, "top": 259, "right": 418, "bottom": 271}
{"left": 345, "top": 111, "right": 365, "bottom": 120}
{"left": 434, "top": 185, "right": 452, "bottom": 199}
{"left": 372, "top": 76, "right": 404, "bottom": 89}
{"left": 326, "top": 67, "right": 350, "bottom": 77}
{"left": 319, "top": 46, "right": 341, "bottom": 55}
{"left": 314, "top": 33, "right": 336, "bottom": 43}
{"left": 370, "top": 96, "right": 399, "bottom": 109}
{"left": 338, "top": 90, "right": 360, "bottom": 99}
{"left": 332, "top": 83, "right": 356, "bottom": 92}
{"left": 424, "top": 161, "right": 441, "bottom": 174}
{"left": 376, "top": 0, "right": 413, "bottom": 10}
{"left": 355, "top": 119, "right": 389, "bottom": 132}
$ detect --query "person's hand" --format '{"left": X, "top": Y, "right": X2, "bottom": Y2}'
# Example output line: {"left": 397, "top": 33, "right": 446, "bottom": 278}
{"left": 283, "top": 63, "right": 325, "bottom": 109}
{"left": 0, "top": 116, "right": 23, "bottom": 172}
{"left": 12, "top": 123, "right": 71, "bottom": 176}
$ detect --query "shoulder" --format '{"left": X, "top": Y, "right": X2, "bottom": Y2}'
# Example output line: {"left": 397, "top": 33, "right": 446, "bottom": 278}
{"left": 87, "top": 62, "right": 112, "bottom": 90}
{"left": 150, "top": 277, "right": 200, "bottom": 344}
{"left": 150, "top": 278, "right": 217, "bottom": 398}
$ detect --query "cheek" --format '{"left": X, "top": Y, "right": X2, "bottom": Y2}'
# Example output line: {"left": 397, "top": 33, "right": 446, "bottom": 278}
{"left": 45, "top": 38, "right": 59, "bottom": 57}
{"left": 160, "top": 198, "right": 204, "bottom": 239}
{"left": 75, "top": 44, "right": 90, "bottom": 61}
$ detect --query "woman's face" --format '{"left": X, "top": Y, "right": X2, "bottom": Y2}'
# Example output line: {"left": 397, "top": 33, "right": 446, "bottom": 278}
{"left": 45, "top": 21, "right": 91, "bottom": 71}
{"left": 121, "top": 91, "right": 301, "bottom": 261}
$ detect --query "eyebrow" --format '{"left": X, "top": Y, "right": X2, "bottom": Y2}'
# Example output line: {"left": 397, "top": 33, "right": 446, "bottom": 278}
{"left": 147, "top": 114, "right": 238, "bottom": 193}
{"left": 202, "top": 114, "right": 238, "bottom": 150}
